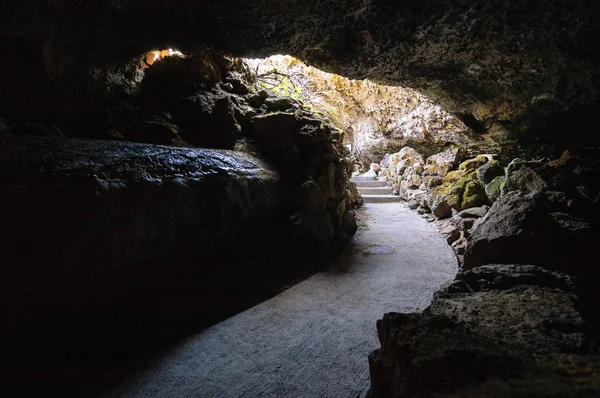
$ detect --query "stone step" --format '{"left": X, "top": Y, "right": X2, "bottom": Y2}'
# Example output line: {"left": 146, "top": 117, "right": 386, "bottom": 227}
{"left": 351, "top": 176, "right": 377, "bottom": 182}
{"left": 353, "top": 180, "right": 388, "bottom": 188}
{"left": 358, "top": 186, "right": 394, "bottom": 195}
{"left": 362, "top": 194, "right": 402, "bottom": 203}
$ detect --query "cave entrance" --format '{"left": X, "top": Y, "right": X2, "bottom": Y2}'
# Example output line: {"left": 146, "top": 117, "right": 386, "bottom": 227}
{"left": 242, "top": 54, "right": 480, "bottom": 168}
{"left": 143, "top": 48, "right": 187, "bottom": 68}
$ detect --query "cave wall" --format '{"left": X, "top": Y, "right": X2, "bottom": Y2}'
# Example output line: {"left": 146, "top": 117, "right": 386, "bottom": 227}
{"left": 0, "top": 135, "right": 285, "bottom": 325}
{"left": 2, "top": 0, "right": 600, "bottom": 154}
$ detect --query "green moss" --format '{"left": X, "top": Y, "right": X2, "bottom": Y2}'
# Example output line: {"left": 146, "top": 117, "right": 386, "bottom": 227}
{"left": 485, "top": 175, "right": 506, "bottom": 203}
{"left": 461, "top": 180, "right": 486, "bottom": 209}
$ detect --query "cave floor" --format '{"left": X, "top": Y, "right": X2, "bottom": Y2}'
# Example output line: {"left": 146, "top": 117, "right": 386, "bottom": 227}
{"left": 104, "top": 203, "right": 458, "bottom": 398}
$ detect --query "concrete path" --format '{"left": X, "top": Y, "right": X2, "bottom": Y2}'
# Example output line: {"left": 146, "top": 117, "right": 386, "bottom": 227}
{"left": 105, "top": 203, "right": 458, "bottom": 398}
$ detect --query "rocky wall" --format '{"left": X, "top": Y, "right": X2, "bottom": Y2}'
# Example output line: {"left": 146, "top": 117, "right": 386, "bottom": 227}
{"left": 368, "top": 146, "right": 600, "bottom": 397}
{"left": 0, "top": 134, "right": 285, "bottom": 323}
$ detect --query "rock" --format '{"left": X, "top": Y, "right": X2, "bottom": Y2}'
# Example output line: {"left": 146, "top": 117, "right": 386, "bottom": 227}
{"left": 248, "top": 93, "right": 265, "bottom": 108}
{"left": 264, "top": 96, "right": 295, "bottom": 111}
{"left": 220, "top": 82, "right": 234, "bottom": 92}
{"left": 368, "top": 264, "right": 600, "bottom": 398}
{"left": 347, "top": 180, "right": 363, "bottom": 208}
{"left": 0, "top": 133, "right": 288, "bottom": 324}
{"left": 401, "top": 166, "right": 422, "bottom": 190}
{"left": 485, "top": 175, "right": 505, "bottom": 203}
{"left": 458, "top": 154, "right": 492, "bottom": 171}
{"left": 461, "top": 179, "right": 487, "bottom": 209}
{"left": 424, "top": 148, "right": 463, "bottom": 177}
{"left": 438, "top": 222, "right": 461, "bottom": 245}
{"left": 380, "top": 148, "right": 424, "bottom": 194}
{"left": 477, "top": 160, "right": 505, "bottom": 184}
{"left": 426, "top": 187, "right": 453, "bottom": 219}
{"left": 457, "top": 206, "right": 489, "bottom": 219}
{"left": 175, "top": 91, "right": 243, "bottom": 148}
{"left": 501, "top": 158, "right": 547, "bottom": 195}
{"left": 426, "top": 170, "right": 484, "bottom": 218}
{"left": 451, "top": 237, "right": 467, "bottom": 255}
{"left": 224, "top": 75, "right": 250, "bottom": 95}
{"left": 423, "top": 175, "right": 443, "bottom": 189}
{"left": 464, "top": 190, "right": 600, "bottom": 277}
{"left": 370, "top": 163, "right": 381, "bottom": 173}
{"left": 251, "top": 112, "right": 297, "bottom": 151}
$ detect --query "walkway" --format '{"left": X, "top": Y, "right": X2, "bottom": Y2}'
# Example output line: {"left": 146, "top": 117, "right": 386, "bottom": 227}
{"left": 105, "top": 203, "right": 458, "bottom": 398}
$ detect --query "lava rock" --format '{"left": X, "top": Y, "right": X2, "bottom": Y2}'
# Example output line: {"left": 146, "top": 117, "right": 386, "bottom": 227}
{"left": 368, "top": 264, "right": 600, "bottom": 398}
{"left": 464, "top": 190, "right": 600, "bottom": 277}
{"left": 477, "top": 160, "right": 505, "bottom": 184}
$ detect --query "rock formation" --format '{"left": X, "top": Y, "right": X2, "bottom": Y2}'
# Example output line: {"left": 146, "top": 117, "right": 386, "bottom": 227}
{"left": 368, "top": 146, "right": 600, "bottom": 396}
{"left": 2, "top": 1, "right": 599, "bottom": 155}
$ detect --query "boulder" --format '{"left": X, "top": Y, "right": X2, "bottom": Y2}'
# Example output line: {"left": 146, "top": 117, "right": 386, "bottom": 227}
{"left": 484, "top": 175, "right": 505, "bottom": 203}
{"left": 461, "top": 179, "right": 487, "bottom": 209}
{"left": 501, "top": 158, "right": 547, "bottom": 195}
{"left": 477, "top": 160, "right": 505, "bottom": 184}
{"left": 438, "top": 221, "right": 461, "bottom": 244}
{"left": 424, "top": 147, "right": 463, "bottom": 177}
{"left": 264, "top": 96, "right": 295, "bottom": 111}
{"left": 458, "top": 206, "right": 489, "bottom": 219}
{"left": 368, "top": 264, "right": 600, "bottom": 398}
{"left": 251, "top": 112, "right": 297, "bottom": 149}
{"left": 426, "top": 170, "right": 485, "bottom": 219}
{"left": 458, "top": 154, "right": 492, "bottom": 171}
{"left": 464, "top": 190, "right": 600, "bottom": 277}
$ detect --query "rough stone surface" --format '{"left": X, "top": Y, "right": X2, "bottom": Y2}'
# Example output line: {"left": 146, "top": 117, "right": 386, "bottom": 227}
{"left": 485, "top": 175, "right": 506, "bottom": 203}
{"left": 464, "top": 190, "right": 600, "bottom": 276}
{"left": 3, "top": 1, "right": 600, "bottom": 154}
{"left": 501, "top": 159, "right": 548, "bottom": 195}
{"left": 424, "top": 148, "right": 463, "bottom": 177}
{"left": 477, "top": 160, "right": 505, "bottom": 184}
{"left": 458, "top": 206, "right": 489, "bottom": 219}
{"left": 368, "top": 264, "right": 600, "bottom": 398}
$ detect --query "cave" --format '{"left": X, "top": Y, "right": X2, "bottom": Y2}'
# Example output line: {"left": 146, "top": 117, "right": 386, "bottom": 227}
{"left": 1, "top": 2, "right": 600, "bottom": 397}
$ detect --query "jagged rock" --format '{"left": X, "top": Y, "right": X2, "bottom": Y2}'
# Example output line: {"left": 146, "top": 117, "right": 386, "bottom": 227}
{"left": 379, "top": 147, "right": 425, "bottom": 193}
{"left": 401, "top": 166, "right": 422, "bottom": 190}
{"left": 426, "top": 187, "right": 453, "bottom": 219}
{"left": 461, "top": 179, "right": 486, "bottom": 209}
{"left": 347, "top": 180, "right": 363, "bottom": 208}
{"left": 426, "top": 170, "right": 485, "bottom": 219}
{"left": 174, "top": 90, "right": 243, "bottom": 148}
{"left": 424, "top": 148, "right": 463, "bottom": 177}
{"left": 421, "top": 176, "right": 442, "bottom": 190}
{"left": 477, "top": 160, "right": 505, "bottom": 184}
{"left": 464, "top": 190, "right": 600, "bottom": 277}
{"left": 4, "top": 1, "right": 600, "bottom": 157}
{"left": 485, "top": 175, "right": 505, "bottom": 203}
{"left": 438, "top": 222, "right": 461, "bottom": 245}
{"left": 458, "top": 206, "right": 489, "bottom": 219}
{"left": 368, "top": 264, "right": 600, "bottom": 398}
{"left": 264, "top": 96, "right": 295, "bottom": 111}
{"left": 251, "top": 112, "right": 296, "bottom": 150}
{"left": 220, "top": 82, "right": 234, "bottom": 92}
{"left": 458, "top": 154, "right": 492, "bottom": 171}
{"left": 450, "top": 237, "right": 467, "bottom": 255}
{"left": 501, "top": 158, "right": 548, "bottom": 195}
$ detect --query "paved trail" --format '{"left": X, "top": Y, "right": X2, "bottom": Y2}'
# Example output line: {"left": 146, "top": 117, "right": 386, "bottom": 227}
{"left": 106, "top": 203, "right": 457, "bottom": 398}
